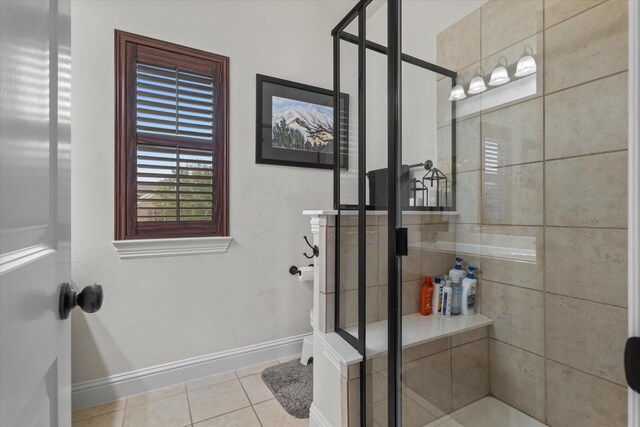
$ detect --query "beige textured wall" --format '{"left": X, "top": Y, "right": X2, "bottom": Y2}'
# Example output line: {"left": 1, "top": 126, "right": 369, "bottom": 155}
{"left": 436, "top": 1, "right": 629, "bottom": 426}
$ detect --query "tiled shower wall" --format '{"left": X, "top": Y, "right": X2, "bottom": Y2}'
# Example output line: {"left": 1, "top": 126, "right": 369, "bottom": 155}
{"left": 436, "top": 1, "right": 629, "bottom": 426}
{"left": 338, "top": 214, "right": 490, "bottom": 426}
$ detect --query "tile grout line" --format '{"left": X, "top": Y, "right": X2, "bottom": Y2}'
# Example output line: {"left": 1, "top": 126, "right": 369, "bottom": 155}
{"left": 237, "top": 370, "right": 265, "bottom": 427}
{"left": 184, "top": 382, "right": 194, "bottom": 427}
{"left": 543, "top": 0, "right": 614, "bottom": 32}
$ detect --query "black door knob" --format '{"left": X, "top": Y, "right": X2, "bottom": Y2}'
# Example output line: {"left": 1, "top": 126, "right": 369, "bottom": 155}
{"left": 59, "top": 282, "right": 103, "bottom": 320}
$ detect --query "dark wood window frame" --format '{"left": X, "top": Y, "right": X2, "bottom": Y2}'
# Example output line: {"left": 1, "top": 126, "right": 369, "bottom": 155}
{"left": 115, "top": 30, "right": 229, "bottom": 240}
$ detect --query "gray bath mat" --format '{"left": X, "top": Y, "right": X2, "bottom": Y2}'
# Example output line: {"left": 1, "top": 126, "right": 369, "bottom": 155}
{"left": 261, "top": 359, "right": 313, "bottom": 418}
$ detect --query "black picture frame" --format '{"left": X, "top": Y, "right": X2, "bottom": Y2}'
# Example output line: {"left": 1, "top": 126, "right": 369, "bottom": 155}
{"left": 256, "top": 74, "right": 349, "bottom": 169}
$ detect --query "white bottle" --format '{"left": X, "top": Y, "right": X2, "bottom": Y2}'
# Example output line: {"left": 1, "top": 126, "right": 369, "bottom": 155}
{"left": 441, "top": 280, "right": 453, "bottom": 317}
{"left": 449, "top": 257, "right": 467, "bottom": 285}
{"left": 461, "top": 267, "right": 478, "bottom": 315}
{"left": 432, "top": 277, "right": 444, "bottom": 314}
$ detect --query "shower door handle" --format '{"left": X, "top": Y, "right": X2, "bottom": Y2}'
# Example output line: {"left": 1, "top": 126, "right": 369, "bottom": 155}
{"left": 396, "top": 227, "right": 408, "bottom": 256}
{"left": 625, "top": 337, "right": 640, "bottom": 393}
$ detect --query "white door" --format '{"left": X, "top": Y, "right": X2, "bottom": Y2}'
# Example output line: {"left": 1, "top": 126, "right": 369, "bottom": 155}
{"left": 0, "top": 0, "right": 72, "bottom": 425}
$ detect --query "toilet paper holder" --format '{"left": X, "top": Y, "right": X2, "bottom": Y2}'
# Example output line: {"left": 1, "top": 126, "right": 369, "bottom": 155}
{"left": 289, "top": 264, "right": 314, "bottom": 276}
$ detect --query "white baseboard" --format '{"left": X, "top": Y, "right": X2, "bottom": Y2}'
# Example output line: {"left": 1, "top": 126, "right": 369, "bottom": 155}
{"left": 309, "top": 402, "right": 334, "bottom": 427}
{"left": 72, "top": 333, "right": 309, "bottom": 410}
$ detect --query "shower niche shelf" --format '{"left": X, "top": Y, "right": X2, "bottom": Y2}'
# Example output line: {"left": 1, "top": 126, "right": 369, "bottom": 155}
{"left": 347, "top": 312, "right": 493, "bottom": 358}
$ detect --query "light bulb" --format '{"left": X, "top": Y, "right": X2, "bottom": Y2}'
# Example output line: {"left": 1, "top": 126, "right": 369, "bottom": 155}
{"left": 449, "top": 83, "right": 467, "bottom": 101}
{"left": 515, "top": 54, "right": 537, "bottom": 77}
{"left": 489, "top": 65, "right": 510, "bottom": 86}
{"left": 468, "top": 75, "right": 487, "bottom": 95}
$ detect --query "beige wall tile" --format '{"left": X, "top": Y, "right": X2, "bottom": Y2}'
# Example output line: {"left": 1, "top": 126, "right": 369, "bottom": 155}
{"left": 545, "top": 0, "right": 627, "bottom": 93}
{"left": 348, "top": 377, "right": 361, "bottom": 426}
{"left": 343, "top": 286, "right": 377, "bottom": 325}
{"left": 545, "top": 72, "right": 628, "bottom": 160}
{"left": 438, "top": 78, "right": 454, "bottom": 128}
{"left": 404, "top": 337, "right": 451, "bottom": 363}
{"left": 546, "top": 293, "right": 627, "bottom": 385}
{"left": 377, "top": 284, "right": 388, "bottom": 321}
{"left": 123, "top": 394, "right": 191, "bottom": 427}
{"left": 422, "top": 250, "right": 455, "bottom": 278}
{"left": 452, "top": 339, "right": 490, "bottom": 410}
{"left": 545, "top": 151, "right": 627, "bottom": 228}
{"left": 481, "top": 0, "right": 543, "bottom": 58}
{"left": 482, "top": 281, "right": 545, "bottom": 355}
{"left": 489, "top": 340, "right": 545, "bottom": 421}
{"left": 481, "top": 225, "right": 544, "bottom": 291}
{"left": 481, "top": 98, "right": 543, "bottom": 168}
{"left": 339, "top": 225, "right": 379, "bottom": 289}
{"left": 456, "top": 171, "right": 481, "bottom": 224}
{"left": 546, "top": 227, "right": 627, "bottom": 307}
{"left": 544, "top": 0, "right": 606, "bottom": 28}
{"left": 403, "top": 279, "right": 421, "bottom": 316}
{"left": 438, "top": 117, "right": 481, "bottom": 177}
{"left": 378, "top": 225, "right": 388, "bottom": 285}
{"left": 451, "top": 326, "right": 488, "bottom": 347}
{"left": 403, "top": 247, "right": 423, "bottom": 282}
{"left": 546, "top": 360, "right": 627, "bottom": 427}
{"left": 437, "top": 8, "right": 481, "bottom": 72}
{"left": 437, "top": 125, "right": 453, "bottom": 178}
{"left": 404, "top": 350, "right": 452, "bottom": 415}
{"left": 482, "top": 162, "right": 544, "bottom": 226}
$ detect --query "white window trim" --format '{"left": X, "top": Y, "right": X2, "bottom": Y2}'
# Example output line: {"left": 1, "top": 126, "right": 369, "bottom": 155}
{"left": 113, "top": 236, "right": 232, "bottom": 260}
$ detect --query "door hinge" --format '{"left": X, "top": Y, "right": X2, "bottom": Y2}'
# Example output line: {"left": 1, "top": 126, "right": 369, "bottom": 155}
{"left": 396, "top": 227, "right": 408, "bottom": 257}
{"left": 625, "top": 337, "right": 640, "bottom": 393}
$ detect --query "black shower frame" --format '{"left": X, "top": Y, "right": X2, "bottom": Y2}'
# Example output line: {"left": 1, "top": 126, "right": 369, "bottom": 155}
{"left": 331, "top": 1, "right": 457, "bottom": 426}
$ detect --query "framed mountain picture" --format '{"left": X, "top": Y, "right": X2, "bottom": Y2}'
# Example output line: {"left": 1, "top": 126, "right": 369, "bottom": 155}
{"left": 256, "top": 74, "right": 348, "bottom": 169}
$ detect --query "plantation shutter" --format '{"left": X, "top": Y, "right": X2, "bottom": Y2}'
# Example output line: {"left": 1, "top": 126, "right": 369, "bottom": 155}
{"left": 116, "top": 34, "right": 228, "bottom": 240}
{"left": 135, "top": 59, "right": 216, "bottom": 224}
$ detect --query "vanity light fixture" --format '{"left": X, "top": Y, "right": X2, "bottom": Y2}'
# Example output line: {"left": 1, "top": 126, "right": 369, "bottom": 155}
{"left": 468, "top": 68, "right": 487, "bottom": 95}
{"left": 449, "top": 76, "right": 467, "bottom": 101}
{"left": 489, "top": 56, "right": 510, "bottom": 86}
{"left": 514, "top": 45, "right": 537, "bottom": 78}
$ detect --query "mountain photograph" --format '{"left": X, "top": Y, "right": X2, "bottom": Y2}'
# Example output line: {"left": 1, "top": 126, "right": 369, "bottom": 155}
{"left": 271, "top": 96, "right": 334, "bottom": 153}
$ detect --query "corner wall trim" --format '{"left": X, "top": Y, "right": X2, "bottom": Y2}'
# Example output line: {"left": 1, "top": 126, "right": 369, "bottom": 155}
{"left": 309, "top": 403, "right": 334, "bottom": 427}
{"left": 72, "top": 333, "right": 309, "bottom": 410}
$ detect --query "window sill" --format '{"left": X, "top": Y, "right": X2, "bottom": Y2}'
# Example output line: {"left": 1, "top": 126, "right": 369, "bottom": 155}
{"left": 113, "top": 236, "right": 232, "bottom": 260}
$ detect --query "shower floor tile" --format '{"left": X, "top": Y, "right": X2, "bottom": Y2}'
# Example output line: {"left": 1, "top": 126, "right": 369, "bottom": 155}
{"left": 425, "top": 396, "right": 547, "bottom": 427}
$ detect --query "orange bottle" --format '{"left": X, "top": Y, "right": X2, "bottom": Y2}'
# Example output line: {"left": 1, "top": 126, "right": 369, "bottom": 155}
{"left": 420, "top": 275, "right": 434, "bottom": 315}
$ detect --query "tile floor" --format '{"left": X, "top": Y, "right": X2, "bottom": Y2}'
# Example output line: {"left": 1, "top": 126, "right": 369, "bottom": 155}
{"left": 73, "top": 358, "right": 545, "bottom": 427}
{"left": 424, "top": 397, "right": 547, "bottom": 427}
{"left": 72, "top": 355, "right": 307, "bottom": 427}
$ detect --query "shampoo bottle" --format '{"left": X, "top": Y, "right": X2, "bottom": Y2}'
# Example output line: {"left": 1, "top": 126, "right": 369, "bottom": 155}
{"left": 420, "top": 275, "right": 434, "bottom": 316}
{"left": 442, "top": 280, "right": 453, "bottom": 317}
{"left": 451, "top": 281, "right": 462, "bottom": 315}
{"left": 449, "top": 257, "right": 467, "bottom": 285}
{"left": 461, "top": 266, "right": 478, "bottom": 315}
{"left": 432, "top": 277, "right": 444, "bottom": 314}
